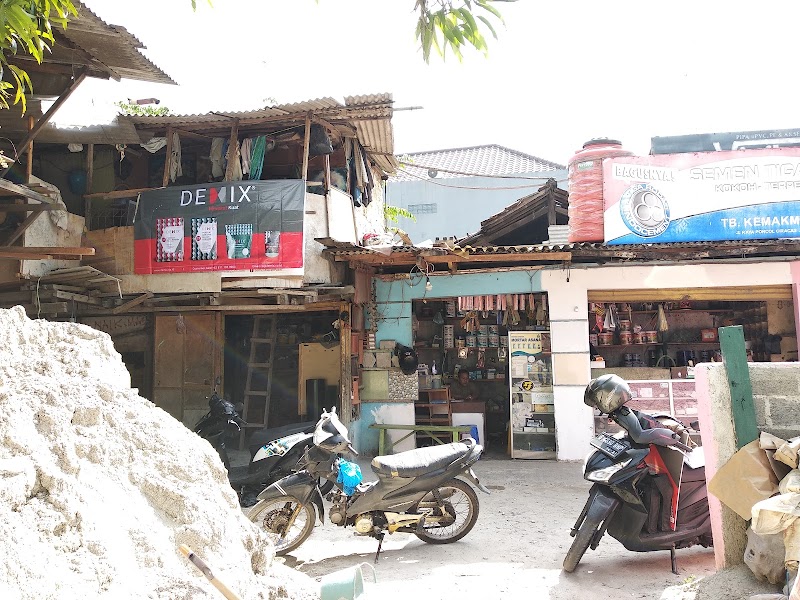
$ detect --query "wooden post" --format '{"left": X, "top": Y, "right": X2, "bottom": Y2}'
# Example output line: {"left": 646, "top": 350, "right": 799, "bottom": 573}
{"left": 324, "top": 154, "right": 331, "bottom": 196}
{"left": 719, "top": 325, "right": 759, "bottom": 449}
{"left": 85, "top": 144, "right": 94, "bottom": 194}
{"left": 84, "top": 143, "right": 94, "bottom": 227}
{"left": 26, "top": 115, "right": 34, "bottom": 183}
{"left": 339, "top": 301, "right": 352, "bottom": 423}
{"left": 162, "top": 126, "right": 174, "bottom": 187}
{"left": 301, "top": 112, "right": 311, "bottom": 181}
{"left": 223, "top": 119, "right": 240, "bottom": 182}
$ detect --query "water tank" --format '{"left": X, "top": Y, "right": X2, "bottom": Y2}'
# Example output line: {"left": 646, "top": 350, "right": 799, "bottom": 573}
{"left": 567, "top": 139, "right": 634, "bottom": 243}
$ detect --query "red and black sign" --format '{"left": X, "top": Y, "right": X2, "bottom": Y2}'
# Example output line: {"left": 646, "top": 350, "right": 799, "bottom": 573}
{"left": 134, "top": 180, "right": 304, "bottom": 274}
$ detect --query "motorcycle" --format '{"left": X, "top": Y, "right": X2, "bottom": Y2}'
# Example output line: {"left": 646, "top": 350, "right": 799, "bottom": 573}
{"left": 248, "top": 407, "right": 489, "bottom": 559}
{"left": 564, "top": 374, "right": 712, "bottom": 574}
{"left": 193, "top": 383, "right": 328, "bottom": 507}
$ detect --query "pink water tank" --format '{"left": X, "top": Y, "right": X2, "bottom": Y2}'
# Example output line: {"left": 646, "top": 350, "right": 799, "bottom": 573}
{"left": 567, "top": 138, "right": 633, "bottom": 243}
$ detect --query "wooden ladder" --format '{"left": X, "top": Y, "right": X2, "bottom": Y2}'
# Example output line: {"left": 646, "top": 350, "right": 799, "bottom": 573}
{"left": 241, "top": 315, "right": 277, "bottom": 447}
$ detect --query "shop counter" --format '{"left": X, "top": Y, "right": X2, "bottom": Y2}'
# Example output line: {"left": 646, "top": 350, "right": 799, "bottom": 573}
{"left": 451, "top": 400, "right": 486, "bottom": 446}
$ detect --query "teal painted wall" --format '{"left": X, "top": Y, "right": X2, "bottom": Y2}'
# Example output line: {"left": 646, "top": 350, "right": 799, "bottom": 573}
{"left": 373, "top": 270, "right": 544, "bottom": 345}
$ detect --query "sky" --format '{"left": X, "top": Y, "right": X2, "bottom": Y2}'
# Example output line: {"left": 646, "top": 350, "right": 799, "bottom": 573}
{"left": 53, "top": 0, "right": 800, "bottom": 167}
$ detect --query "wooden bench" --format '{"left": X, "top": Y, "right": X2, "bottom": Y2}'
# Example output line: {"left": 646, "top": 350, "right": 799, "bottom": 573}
{"left": 370, "top": 423, "right": 473, "bottom": 455}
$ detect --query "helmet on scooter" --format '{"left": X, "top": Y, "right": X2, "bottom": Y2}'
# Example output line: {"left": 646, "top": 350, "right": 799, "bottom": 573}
{"left": 584, "top": 374, "right": 632, "bottom": 414}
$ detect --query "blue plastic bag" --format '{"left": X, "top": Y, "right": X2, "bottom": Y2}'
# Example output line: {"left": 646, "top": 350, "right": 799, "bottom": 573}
{"left": 337, "top": 459, "right": 363, "bottom": 496}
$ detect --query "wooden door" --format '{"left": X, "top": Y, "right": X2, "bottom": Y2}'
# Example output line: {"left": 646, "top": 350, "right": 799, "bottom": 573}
{"left": 153, "top": 313, "right": 223, "bottom": 426}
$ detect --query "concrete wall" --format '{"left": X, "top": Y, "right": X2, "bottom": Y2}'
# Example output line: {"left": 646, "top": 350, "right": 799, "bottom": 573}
{"left": 385, "top": 171, "right": 567, "bottom": 243}
{"left": 696, "top": 362, "right": 800, "bottom": 569}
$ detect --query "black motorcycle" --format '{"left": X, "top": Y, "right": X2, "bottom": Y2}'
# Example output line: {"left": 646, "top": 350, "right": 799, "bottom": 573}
{"left": 564, "top": 374, "right": 712, "bottom": 574}
{"left": 193, "top": 385, "right": 326, "bottom": 507}
{"left": 248, "top": 408, "right": 489, "bottom": 559}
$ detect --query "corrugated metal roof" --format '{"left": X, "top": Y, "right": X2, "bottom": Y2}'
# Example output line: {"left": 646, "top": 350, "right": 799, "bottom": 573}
{"left": 391, "top": 144, "right": 565, "bottom": 182}
{"left": 125, "top": 94, "right": 398, "bottom": 173}
{"left": 47, "top": 2, "right": 174, "bottom": 84}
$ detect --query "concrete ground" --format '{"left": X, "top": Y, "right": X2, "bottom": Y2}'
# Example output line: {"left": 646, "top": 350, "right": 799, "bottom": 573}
{"left": 263, "top": 449, "right": 719, "bottom": 600}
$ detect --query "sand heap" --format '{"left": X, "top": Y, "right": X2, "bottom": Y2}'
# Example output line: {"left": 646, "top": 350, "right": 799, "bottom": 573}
{"left": 0, "top": 306, "right": 315, "bottom": 600}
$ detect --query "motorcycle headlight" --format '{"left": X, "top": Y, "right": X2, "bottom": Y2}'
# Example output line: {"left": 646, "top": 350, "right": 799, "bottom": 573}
{"left": 586, "top": 459, "right": 631, "bottom": 483}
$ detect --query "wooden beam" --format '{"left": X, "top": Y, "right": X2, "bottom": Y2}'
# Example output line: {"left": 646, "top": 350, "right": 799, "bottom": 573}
{"left": 301, "top": 112, "right": 311, "bottom": 181}
{"left": 256, "top": 288, "right": 319, "bottom": 297}
{"left": 223, "top": 119, "right": 240, "bottom": 181}
{"left": 719, "top": 325, "right": 759, "bottom": 449}
{"left": 112, "top": 300, "right": 343, "bottom": 314}
{"left": 333, "top": 251, "right": 572, "bottom": 265}
{"left": 171, "top": 128, "right": 214, "bottom": 142}
{"left": 3, "top": 211, "right": 43, "bottom": 246}
{"left": 162, "top": 126, "right": 174, "bottom": 187}
{"left": 0, "top": 179, "right": 57, "bottom": 205}
{"left": 25, "top": 115, "right": 34, "bottom": 184}
{"left": 0, "top": 246, "right": 95, "bottom": 260}
{"left": 113, "top": 292, "right": 153, "bottom": 315}
{"left": 0, "top": 203, "right": 52, "bottom": 212}
{"left": 84, "top": 187, "right": 159, "bottom": 200}
{"left": 587, "top": 285, "right": 793, "bottom": 302}
{"left": 324, "top": 154, "right": 331, "bottom": 196}
{"left": 8, "top": 70, "right": 88, "bottom": 166}
{"left": 53, "top": 290, "right": 103, "bottom": 306}
{"left": 85, "top": 144, "right": 94, "bottom": 195}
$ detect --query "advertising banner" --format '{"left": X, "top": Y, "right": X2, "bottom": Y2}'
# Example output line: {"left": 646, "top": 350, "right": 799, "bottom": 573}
{"left": 603, "top": 148, "right": 800, "bottom": 245}
{"left": 134, "top": 180, "right": 304, "bottom": 274}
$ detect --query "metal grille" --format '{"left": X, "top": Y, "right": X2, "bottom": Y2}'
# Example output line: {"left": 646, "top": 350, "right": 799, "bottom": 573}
{"left": 408, "top": 203, "right": 438, "bottom": 214}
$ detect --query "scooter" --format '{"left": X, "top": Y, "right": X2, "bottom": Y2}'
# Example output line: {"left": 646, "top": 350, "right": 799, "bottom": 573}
{"left": 193, "top": 384, "right": 327, "bottom": 507}
{"left": 248, "top": 408, "right": 489, "bottom": 559}
{"left": 564, "top": 374, "right": 712, "bottom": 574}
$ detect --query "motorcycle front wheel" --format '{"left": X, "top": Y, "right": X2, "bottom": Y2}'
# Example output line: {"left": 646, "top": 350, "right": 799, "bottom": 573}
{"left": 563, "top": 511, "right": 603, "bottom": 573}
{"left": 414, "top": 479, "right": 479, "bottom": 544}
{"left": 248, "top": 495, "right": 316, "bottom": 555}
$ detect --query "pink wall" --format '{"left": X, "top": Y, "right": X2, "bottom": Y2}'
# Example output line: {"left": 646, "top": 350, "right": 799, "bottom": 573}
{"left": 694, "top": 365, "right": 726, "bottom": 570}
{"left": 791, "top": 262, "right": 800, "bottom": 340}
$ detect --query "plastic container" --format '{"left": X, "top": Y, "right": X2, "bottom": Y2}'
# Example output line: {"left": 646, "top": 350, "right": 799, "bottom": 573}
{"left": 598, "top": 332, "right": 614, "bottom": 346}
{"left": 568, "top": 138, "right": 634, "bottom": 243}
{"left": 619, "top": 331, "right": 632, "bottom": 345}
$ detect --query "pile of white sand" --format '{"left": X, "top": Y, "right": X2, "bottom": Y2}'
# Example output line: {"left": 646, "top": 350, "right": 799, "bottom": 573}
{"left": 0, "top": 306, "right": 316, "bottom": 600}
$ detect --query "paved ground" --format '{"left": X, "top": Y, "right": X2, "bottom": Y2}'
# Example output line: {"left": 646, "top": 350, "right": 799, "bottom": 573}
{"left": 269, "top": 450, "right": 717, "bottom": 600}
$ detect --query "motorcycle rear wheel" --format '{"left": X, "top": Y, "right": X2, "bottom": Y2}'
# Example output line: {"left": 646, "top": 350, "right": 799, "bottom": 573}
{"left": 414, "top": 479, "right": 479, "bottom": 544}
{"left": 248, "top": 495, "right": 316, "bottom": 555}
{"left": 563, "top": 511, "right": 602, "bottom": 572}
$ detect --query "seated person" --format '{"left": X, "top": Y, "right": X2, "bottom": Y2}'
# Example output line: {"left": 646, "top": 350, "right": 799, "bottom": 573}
{"left": 450, "top": 368, "right": 479, "bottom": 401}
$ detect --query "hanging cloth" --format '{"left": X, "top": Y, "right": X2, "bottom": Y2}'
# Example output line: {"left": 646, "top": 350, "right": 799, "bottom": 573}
{"left": 169, "top": 132, "right": 183, "bottom": 183}
{"left": 210, "top": 137, "right": 225, "bottom": 178}
{"left": 142, "top": 137, "right": 167, "bottom": 153}
{"left": 249, "top": 136, "right": 267, "bottom": 180}
{"left": 360, "top": 144, "right": 374, "bottom": 206}
{"left": 240, "top": 138, "right": 253, "bottom": 175}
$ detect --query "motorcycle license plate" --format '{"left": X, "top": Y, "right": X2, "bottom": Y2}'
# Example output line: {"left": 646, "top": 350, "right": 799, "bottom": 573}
{"left": 590, "top": 433, "right": 629, "bottom": 459}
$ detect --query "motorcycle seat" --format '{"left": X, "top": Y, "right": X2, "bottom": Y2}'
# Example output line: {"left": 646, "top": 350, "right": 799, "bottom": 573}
{"left": 371, "top": 441, "right": 471, "bottom": 478}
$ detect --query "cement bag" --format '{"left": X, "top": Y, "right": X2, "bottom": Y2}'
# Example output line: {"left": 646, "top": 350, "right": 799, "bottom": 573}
{"left": 708, "top": 440, "right": 781, "bottom": 520}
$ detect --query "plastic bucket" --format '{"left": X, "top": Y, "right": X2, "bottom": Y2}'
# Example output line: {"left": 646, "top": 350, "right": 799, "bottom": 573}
{"left": 320, "top": 563, "right": 376, "bottom": 600}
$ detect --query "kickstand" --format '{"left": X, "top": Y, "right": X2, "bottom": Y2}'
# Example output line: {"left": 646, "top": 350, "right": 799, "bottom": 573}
{"left": 670, "top": 546, "right": 678, "bottom": 575}
{"left": 374, "top": 533, "right": 385, "bottom": 564}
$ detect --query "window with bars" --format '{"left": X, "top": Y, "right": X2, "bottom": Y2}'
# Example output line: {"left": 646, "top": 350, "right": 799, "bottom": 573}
{"left": 407, "top": 203, "right": 438, "bottom": 214}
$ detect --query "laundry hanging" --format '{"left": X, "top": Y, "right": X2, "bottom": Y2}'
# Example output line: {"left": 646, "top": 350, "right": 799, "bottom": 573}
{"left": 249, "top": 136, "right": 268, "bottom": 180}
{"left": 240, "top": 138, "right": 253, "bottom": 175}
{"left": 210, "top": 137, "right": 225, "bottom": 178}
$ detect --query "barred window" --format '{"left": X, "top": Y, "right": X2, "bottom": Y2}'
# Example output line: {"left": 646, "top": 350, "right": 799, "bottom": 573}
{"left": 407, "top": 203, "right": 438, "bottom": 214}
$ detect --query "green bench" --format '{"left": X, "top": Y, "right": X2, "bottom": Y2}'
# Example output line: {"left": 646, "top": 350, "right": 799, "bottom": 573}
{"left": 370, "top": 423, "right": 473, "bottom": 455}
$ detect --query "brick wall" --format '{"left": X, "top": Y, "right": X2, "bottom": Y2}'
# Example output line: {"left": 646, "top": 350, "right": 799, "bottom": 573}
{"left": 748, "top": 364, "right": 800, "bottom": 440}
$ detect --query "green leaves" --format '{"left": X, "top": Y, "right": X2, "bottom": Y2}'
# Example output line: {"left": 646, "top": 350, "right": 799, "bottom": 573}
{"left": 385, "top": 205, "right": 417, "bottom": 224}
{"left": 415, "top": 0, "right": 511, "bottom": 63}
{"left": 0, "top": 0, "right": 78, "bottom": 111}
{"left": 114, "top": 100, "right": 171, "bottom": 117}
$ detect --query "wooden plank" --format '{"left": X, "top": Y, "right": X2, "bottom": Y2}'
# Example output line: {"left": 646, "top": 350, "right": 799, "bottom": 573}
{"left": 588, "top": 285, "right": 794, "bottom": 303}
{"left": 301, "top": 112, "right": 311, "bottom": 181}
{"left": 53, "top": 290, "right": 103, "bottom": 306}
{"left": 162, "top": 126, "right": 174, "bottom": 187}
{"left": 719, "top": 325, "right": 759, "bottom": 449}
{"left": 85, "top": 143, "right": 94, "bottom": 197}
{"left": 84, "top": 187, "right": 159, "bottom": 200}
{"left": 123, "top": 300, "right": 343, "bottom": 314}
{"left": 333, "top": 251, "right": 572, "bottom": 265}
{"left": 0, "top": 247, "right": 95, "bottom": 256}
{"left": 31, "top": 302, "right": 68, "bottom": 314}
{"left": 0, "top": 179, "right": 57, "bottom": 205}
{"left": 112, "top": 292, "right": 153, "bottom": 315}
{"left": 223, "top": 119, "right": 240, "bottom": 182}
{"left": 0, "top": 291, "right": 31, "bottom": 303}
{"left": 25, "top": 115, "right": 34, "bottom": 184}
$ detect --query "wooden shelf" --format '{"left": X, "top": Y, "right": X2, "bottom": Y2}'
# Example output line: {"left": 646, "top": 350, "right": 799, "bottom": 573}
{"left": 596, "top": 343, "right": 657, "bottom": 348}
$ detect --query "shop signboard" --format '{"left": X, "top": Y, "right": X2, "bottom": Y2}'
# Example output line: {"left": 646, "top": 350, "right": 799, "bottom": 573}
{"left": 603, "top": 148, "right": 800, "bottom": 245}
{"left": 133, "top": 180, "right": 304, "bottom": 274}
{"left": 651, "top": 127, "right": 800, "bottom": 155}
